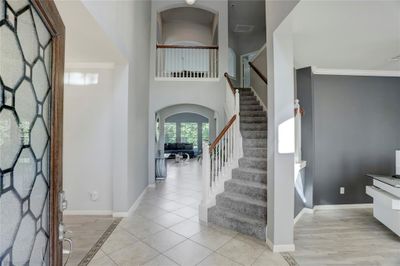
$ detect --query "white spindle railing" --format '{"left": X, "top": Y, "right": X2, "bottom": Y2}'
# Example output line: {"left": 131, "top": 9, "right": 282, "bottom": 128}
{"left": 199, "top": 75, "right": 242, "bottom": 223}
{"left": 156, "top": 45, "right": 219, "bottom": 79}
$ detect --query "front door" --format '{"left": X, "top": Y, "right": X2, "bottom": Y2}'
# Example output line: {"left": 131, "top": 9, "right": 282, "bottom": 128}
{"left": 0, "top": 0, "right": 64, "bottom": 265}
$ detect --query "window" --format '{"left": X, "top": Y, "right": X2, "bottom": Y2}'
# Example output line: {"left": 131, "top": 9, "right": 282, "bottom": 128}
{"left": 228, "top": 47, "right": 236, "bottom": 78}
{"left": 164, "top": 122, "right": 177, "bottom": 143}
{"left": 64, "top": 72, "right": 99, "bottom": 86}
{"left": 202, "top": 123, "right": 209, "bottom": 142}
{"left": 181, "top": 122, "right": 198, "bottom": 150}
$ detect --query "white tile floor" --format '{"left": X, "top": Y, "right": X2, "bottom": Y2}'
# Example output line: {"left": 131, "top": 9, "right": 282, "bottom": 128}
{"left": 90, "top": 159, "right": 288, "bottom": 266}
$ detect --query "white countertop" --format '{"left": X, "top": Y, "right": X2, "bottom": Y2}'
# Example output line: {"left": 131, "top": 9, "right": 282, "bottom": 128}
{"left": 367, "top": 174, "right": 400, "bottom": 188}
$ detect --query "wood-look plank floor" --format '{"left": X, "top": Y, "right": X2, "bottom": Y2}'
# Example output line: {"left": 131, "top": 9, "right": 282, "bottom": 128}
{"left": 291, "top": 208, "right": 400, "bottom": 266}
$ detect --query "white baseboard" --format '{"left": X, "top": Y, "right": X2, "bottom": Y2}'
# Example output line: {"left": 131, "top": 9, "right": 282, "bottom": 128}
{"left": 293, "top": 204, "right": 372, "bottom": 224}
{"left": 266, "top": 238, "right": 295, "bottom": 253}
{"left": 294, "top": 207, "right": 313, "bottom": 224}
{"left": 112, "top": 186, "right": 149, "bottom": 218}
{"left": 313, "top": 203, "right": 373, "bottom": 210}
{"left": 64, "top": 210, "right": 113, "bottom": 216}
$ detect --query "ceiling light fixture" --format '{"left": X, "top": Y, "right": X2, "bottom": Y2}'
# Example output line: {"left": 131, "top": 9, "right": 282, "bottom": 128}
{"left": 185, "top": 0, "right": 196, "bottom": 5}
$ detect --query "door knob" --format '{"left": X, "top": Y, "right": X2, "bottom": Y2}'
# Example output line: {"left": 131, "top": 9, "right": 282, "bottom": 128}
{"left": 59, "top": 191, "right": 68, "bottom": 212}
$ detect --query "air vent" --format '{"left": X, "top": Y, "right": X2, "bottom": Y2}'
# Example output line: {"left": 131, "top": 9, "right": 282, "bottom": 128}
{"left": 234, "top": 24, "right": 255, "bottom": 33}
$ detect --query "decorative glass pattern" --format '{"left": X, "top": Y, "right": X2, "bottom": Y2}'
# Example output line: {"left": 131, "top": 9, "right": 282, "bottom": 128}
{"left": 0, "top": 0, "right": 52, "bottom": 264}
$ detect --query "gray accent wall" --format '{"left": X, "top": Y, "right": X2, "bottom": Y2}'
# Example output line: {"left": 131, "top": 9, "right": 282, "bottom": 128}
{"left": 297, "top": 67, "right": 400, "bottom": 210}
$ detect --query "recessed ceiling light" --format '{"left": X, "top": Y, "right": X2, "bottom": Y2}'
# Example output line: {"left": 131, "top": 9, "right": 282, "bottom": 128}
{"left": 185, "top": 0, "right": 196, "bottom": 5}
{"left": 234, "top": 24, "right": 255, "bottom": 33}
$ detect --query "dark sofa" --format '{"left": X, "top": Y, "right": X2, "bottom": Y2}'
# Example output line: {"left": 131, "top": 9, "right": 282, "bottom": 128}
{"left": 164, "top": 143, "right": 195, "bottom": 158}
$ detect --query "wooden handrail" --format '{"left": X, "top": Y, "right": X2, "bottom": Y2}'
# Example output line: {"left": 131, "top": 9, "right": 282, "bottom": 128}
{"left": 209, "top": 115, "right": 237, "bottom": 153}
{"left": 156, "top": 44, "right": 219, "bottom": 50}
{"left": 224, "top": 72, "right": 236, "bottom": 95}
{"left": 249, "top": 61, "right": 268, "bottom": 84}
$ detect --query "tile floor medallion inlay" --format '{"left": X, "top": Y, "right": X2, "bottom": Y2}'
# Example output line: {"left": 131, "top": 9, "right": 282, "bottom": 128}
{"left": 62, "top": 215, "right": 119, "bottom": 266}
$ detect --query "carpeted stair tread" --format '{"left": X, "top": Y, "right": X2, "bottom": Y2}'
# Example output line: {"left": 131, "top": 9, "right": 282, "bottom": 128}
{"left": 240, "top": 105, "right": 263, "bottom": 110}
{"left": 232, "top": 167, "right": 268, "bottom": 183}
{"left": 239, "top": 157, "right": 267, "bottom": 170}
{"left": 226, "top": 178, "right": 267, "bottom": 189}
{"left": 243, "top": 138, "right": 267, "bottom": 148}
{"left": 216, "top": 192, "right": 267, "bottom": 220}
{"left": 208, "top": 87, "right": 269, "bottom": 240}
{"left": 241, "top": 130, "right": 267, "bottom": 139}
{"left": 224, "top": 179, "right": 268, "bottom": 200}
{"left": 240, "top": 110, "right": 267, "bottom": 117}
{"left": 240, "top": 116, "right": 267, "bottom": 123}
{"left": 243, "top": 147, "right": 267, "bottom": 158}
{"left": 208, "top": 206, "right": 266, "bottom": 240}
{"left": 219, "top": 192, "right": 266, "bottom": 205}
{"left": 241, "top": 123, "right": 267, "bottom": 131}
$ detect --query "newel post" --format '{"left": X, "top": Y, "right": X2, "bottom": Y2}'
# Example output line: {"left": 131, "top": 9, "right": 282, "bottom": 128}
{"left": 199, "top": 141, "right": 211, "bottom": 223}
{"left": 234, "top": 89, "right": 243, "bottom": 161}
{"left": 294, "top": 99, "right": 302, "bottom": 163}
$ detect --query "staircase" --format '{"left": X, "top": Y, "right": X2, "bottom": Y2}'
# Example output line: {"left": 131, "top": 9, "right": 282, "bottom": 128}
{"left": 208, "top": 88, "right": 268, "bottom": 240}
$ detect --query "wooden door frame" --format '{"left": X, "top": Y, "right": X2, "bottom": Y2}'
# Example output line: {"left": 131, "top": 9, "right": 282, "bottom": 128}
{"left": 31, "top": 1, "right": 65, "bottom": 265}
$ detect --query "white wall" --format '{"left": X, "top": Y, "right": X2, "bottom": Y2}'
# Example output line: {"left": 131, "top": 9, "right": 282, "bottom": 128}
{"left": 63, "top": 67, "right": 114, "bottom": 213}
{"left": 81, "top": 0, "right": 151, "bottom": 213}
{"left": 266, "top": 0, "right": 300, "bottom": 252}
{"left": 163, "top": 21, "right": 213, "bottom": 45}
{"left": 148, "top": 0, "right": 229, "bottom": 185}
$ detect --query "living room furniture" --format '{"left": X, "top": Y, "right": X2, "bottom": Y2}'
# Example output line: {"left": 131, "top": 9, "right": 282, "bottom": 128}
{"left": 164, "top": 143, "right": 195, "bottom": 158}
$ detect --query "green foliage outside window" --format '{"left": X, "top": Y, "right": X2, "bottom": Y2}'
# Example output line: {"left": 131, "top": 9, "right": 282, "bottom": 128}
{"left": 165, "top": 122, "right": 176, "bottom": 143}
{"left": 202, "top": 123, "right": 209, "bottom": 142}
{"left": 181, "top": 122, "right": 198, "bottom": 149}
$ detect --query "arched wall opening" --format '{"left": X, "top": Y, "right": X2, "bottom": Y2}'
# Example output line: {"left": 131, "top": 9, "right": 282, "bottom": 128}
{"left": 151, "top": 104, "right": 217, "bottom": 181}
{"left": 157, "top": 6, "right": 218, "bottom": 46}
{"left": 155, "top": 104, "right": 217, "bottom": 153}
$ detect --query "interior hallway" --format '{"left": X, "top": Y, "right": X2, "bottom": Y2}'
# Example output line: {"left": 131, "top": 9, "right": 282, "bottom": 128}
{"left": 63, "top": 160, "right": 400, "bottom": 266}
{"left": 89, "top": 159, "right": 288, "bottom": 265}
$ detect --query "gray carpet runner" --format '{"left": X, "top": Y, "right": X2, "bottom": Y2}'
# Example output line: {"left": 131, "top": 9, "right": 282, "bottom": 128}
{"left": 208, "top": 88, "right": 267, "bottom": 240}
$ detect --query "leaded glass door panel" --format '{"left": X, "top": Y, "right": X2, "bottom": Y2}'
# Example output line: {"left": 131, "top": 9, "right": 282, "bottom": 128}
{"left": 0, "top": 0, "right": 64, "bottom": 265}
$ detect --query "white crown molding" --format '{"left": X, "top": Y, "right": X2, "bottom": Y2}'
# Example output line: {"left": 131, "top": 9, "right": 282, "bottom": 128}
{"left": 311, "top": 66, "right": 400, "bottom": 77}
{"left": 65, "top": 62, "right": 116, "bottom": 69}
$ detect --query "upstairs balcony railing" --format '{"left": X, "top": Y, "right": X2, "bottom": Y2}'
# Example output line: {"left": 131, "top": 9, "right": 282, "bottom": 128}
{"left": 156, "top": 44, "right": 219, "bottom": 79}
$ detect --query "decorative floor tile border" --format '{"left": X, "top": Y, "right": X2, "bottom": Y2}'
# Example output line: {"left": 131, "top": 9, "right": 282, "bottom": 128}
{"left": 281, "top": 252, "right": 299, "bottom": 266}
{"left": 78, "top": 218, "right": 122, "bottom": 266}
